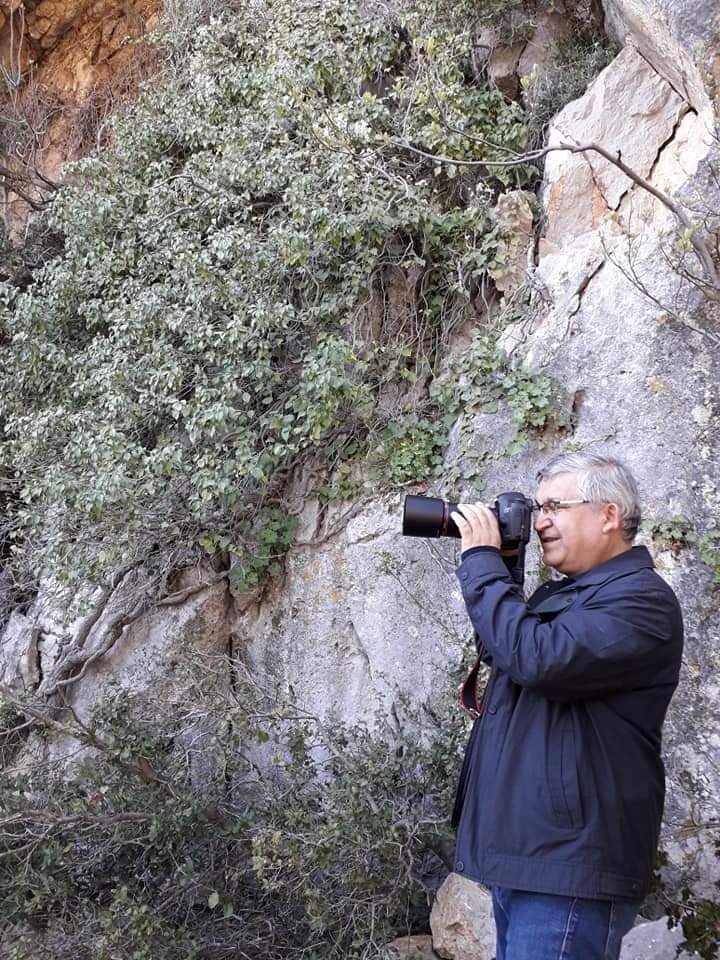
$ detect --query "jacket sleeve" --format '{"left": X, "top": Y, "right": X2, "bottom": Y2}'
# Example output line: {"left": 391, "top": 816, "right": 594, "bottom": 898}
{"left": 456, "top": 550, "right": 681, "bottom": 701}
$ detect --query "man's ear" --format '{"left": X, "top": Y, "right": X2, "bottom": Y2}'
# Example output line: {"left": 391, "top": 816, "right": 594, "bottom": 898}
{"left": 601, "top": 502, "right": 622, "bottom": 533}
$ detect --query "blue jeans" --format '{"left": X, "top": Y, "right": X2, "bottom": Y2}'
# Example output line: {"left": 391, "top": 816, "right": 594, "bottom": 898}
{"left": 492, "top": 887, "right": 641, "bottom": 960}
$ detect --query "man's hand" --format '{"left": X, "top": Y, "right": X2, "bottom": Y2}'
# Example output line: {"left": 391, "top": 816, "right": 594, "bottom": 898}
{"left": 451, "top": 503, "right": 502, "bottom": 554}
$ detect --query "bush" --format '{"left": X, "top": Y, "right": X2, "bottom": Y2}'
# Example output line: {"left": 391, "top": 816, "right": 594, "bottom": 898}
{"left": 0, "top": 663, "right": 468, "bottom": 959}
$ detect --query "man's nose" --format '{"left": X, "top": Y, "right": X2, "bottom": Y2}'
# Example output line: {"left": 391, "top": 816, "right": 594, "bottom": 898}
{"left": 534, "top": 511, "right": 552, "bottom": 533}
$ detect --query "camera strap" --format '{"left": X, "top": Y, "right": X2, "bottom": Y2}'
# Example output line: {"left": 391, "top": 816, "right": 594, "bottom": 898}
{"left": 457, "top": 648, "right": 488, "bottom": 720}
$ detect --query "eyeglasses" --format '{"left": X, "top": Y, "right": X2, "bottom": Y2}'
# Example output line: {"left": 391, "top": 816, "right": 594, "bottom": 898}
{"left": 534, "top": 498, "right": 590, "bottom": 516}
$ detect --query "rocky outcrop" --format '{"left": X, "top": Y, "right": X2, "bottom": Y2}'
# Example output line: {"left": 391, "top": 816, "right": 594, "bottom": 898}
{"left": 491, "top": 189, "right": 536, "bottom": 297}
{"left": 0, "top": 0, "right": 161, "bottom": 100}
{"left": 475, "top": 24, "right": 526, "bottom": 99}
{"left": 517, "top": 7, "right": 574, "bottom": 80}
{"left": 541, "top": 43, "right": 697, "bottom": 247}
{"left": 429, "top": 873, "right": 495, "bottom": 960}
{"left": 0, "top": 609, "right": 39, "bottom": 689}
{"left": 601, "top": 0, "right": 719, "bottom": 110}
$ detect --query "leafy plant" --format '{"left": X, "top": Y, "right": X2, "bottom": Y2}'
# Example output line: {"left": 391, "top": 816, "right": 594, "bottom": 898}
{"left": 648, "top": 515, "right": 695, "bottom": 554}
{"left": 503, "top": 367, "right": 565, "bottom": 438}
{"left": 373, "top": 416, "right": 449, "bottom": 485}
{"left": 648, "top": 516, "right": 720, "bottom": 585}
{"left": 0, "top": 0, "right": 539, "bottom": 593}
{"left": 229, "top": 509, "right": 300, "bottom": 590}
{"left": 430, "top": 328, "right": 565, "bottom": 448}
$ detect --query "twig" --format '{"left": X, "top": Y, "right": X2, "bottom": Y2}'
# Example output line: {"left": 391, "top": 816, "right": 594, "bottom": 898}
{"left": 0, "top": 809, "right": 152, "bottom": 828}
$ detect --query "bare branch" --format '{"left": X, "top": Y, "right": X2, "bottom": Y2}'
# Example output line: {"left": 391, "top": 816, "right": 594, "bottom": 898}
{"left": 40, "top": 568, "right": 151, "bottom": 698}
{"left": 71, "top": 562, "right": 141, "bottom": 651}
{"left": 0, "top": 809, "right": 152, "bottom": 828}
{"left": 391, "top": 136, "right": 720, "bottom": 292}
{"left": 47, "top": 596, "right": 148, "bottom": 695}
{"left": 156, "top": 571, "right": 228, "bottom": 607}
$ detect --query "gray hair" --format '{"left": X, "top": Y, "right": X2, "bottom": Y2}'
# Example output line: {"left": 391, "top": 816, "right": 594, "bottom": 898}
{"left": 536, "top": 453, "right": 641, "bottom": 542}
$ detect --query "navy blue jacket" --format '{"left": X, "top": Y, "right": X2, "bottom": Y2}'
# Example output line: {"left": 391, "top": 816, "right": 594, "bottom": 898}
{"left": 452, "top": 545, "right": 683, "bottom": 901}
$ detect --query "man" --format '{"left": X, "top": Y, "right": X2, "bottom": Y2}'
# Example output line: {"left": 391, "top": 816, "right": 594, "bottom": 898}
{"left": 450, "top": 453, "right": 683, "bottom": 960}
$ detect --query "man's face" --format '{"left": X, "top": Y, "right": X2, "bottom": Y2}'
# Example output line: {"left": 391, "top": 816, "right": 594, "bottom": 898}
{"left": 534, "top": 472, "right": 615, "bottom": 577}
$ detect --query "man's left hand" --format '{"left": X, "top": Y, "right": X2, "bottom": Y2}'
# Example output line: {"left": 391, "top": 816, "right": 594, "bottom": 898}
{"left": 451, "top": 503, "right": 502, "bottom": 554}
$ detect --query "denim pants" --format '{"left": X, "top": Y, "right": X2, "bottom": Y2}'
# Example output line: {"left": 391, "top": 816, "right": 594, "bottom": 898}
{"left": 492, "top": 887, "right": 641, "bottom": 960}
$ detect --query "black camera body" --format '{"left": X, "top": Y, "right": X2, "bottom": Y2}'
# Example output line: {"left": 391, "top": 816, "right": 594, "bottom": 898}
{"left": 402, "top": 492, "right": 535, "bottom": 585}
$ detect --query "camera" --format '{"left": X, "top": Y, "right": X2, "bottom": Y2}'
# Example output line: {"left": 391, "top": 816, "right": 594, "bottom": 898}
{"left": 402, "top": 492, "right": 534, "bottom": 586}
{"left": 402, "top": 492, "right": 534, "bottom": 549}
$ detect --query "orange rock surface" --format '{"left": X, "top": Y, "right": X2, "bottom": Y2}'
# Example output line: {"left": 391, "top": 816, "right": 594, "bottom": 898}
{"left": 0, "top": 0, "right": 163, "bottom": 220}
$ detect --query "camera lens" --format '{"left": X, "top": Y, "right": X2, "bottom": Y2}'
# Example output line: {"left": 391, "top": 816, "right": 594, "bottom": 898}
{"left": 402, "top": 495, "right": 461, "bottom": 538}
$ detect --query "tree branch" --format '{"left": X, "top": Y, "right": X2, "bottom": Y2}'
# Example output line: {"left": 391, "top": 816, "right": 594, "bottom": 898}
{"left": 392, "top": 136, "right": 720, "bottom": 292}
{"left": 156, "top": 571, "right": 227, "bottom": 607}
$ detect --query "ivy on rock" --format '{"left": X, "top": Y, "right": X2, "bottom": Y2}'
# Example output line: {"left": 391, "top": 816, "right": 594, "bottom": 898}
{"left": 0, "top": 0, "right": 543, "bottom": 589}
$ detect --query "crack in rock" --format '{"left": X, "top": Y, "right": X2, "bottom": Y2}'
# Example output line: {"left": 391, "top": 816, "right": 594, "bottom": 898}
{"left": 567, "top": 258, "right": 606, "bottom": 318}
{"left": 632, "top": 42, "right": 694, "bottom": 111}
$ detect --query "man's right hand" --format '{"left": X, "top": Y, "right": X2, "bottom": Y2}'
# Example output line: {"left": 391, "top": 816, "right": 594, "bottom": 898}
{"left": 451, "top": 503, "right": 502, "bottom": 554}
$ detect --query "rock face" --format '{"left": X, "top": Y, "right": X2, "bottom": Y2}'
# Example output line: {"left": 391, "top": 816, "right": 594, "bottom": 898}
{"left": 541, "top": 43, "right": 694, "bottom": 246}
{"left": 601, "top": 0, "right": 718, "bottom": 110}
{"left": 0, "top": 0, "right": 161, "bottom": 98}
{"left": 475, "top": 25, "right": 525, "bottom": 99}
{"left": 517, "top": 8, "right": 573, "bottom": 79}
{"left": 620, "top": 917, "right": 699, "bottom": 959}
{"left": 234, "top": 0, "right": 720, "bottom": 910}
{"left": 236, "top": 500, "right": 471, "bottom": 727}
{"left": 0, "top": 609, "right": 39, "bottom": 690}
{"left": 0, "top": 0, "right": 162, "bottom": 218}
{"left": 473, "top": 3, "right": 576, "bottom": 99}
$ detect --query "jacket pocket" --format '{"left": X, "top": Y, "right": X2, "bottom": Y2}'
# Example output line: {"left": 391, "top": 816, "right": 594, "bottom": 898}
{"left": 548, "top": 716, "right": 583, "bottom": 831}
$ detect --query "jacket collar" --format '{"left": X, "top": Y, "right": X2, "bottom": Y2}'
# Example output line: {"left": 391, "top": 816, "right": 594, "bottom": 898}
{"left": 558, "top": 545, "right": 654, "bottom": 589}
